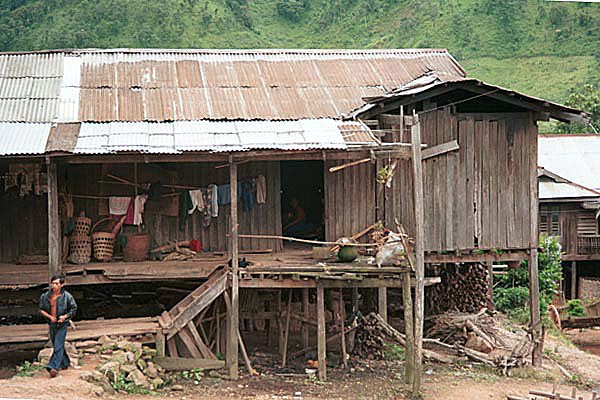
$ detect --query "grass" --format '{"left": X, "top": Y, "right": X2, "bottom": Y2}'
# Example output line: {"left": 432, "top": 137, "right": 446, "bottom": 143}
{"left": 15, "top": 361, "right": 44, "bottom": 377}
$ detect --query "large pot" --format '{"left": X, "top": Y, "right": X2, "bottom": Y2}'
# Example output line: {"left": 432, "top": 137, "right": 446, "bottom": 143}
{"left": 123, "top": 233, "right": 150, "bottom": 262}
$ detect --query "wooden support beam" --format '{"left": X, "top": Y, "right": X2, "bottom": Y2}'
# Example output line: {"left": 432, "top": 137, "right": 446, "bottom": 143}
{"left": 402, "top": 271, "right": 415, "bottom": 385}
{"left": 281, "top": 290, "right": 293, "bottom": 367}
{"left": 571, "top": 261, "right": 577, "bottom": 300}
{"left": 166, "top": 337, "right": 179, "bottom": 357}
{"left": 155, "top": 332, "right": 166, "bottom": 357}
{"left": 486, "top": 261, "right": 494, "bottom": 310}
{"left": 410, "top": 113, "right": 425, "bottom": 396}
{"left": 378, "top": 288, "right": 387, "bottom": 323}
{"left": 528, "top": 117, "right": 542, "bottom": 368}
{"left": 302, "top": 288, "right": 310, "bottom": 351}
{"left": 317, "top": 284, "right": 326, "bottom": 381}
{"left": 352, "top": 288, "right": 359, "bottom": 312}
{"left": 421, "top": 140, "right": 459, "bottom": 160}
{"left": 46, "top": 159, "right": 61, "bottom": 279}
{"left": 339, "top": 289, "right": 348, "bottom": 369}
{"left": 154, "top": 357, "right": 224, "bottom": 372}
{"left": 227, "top": 156, "right": 240, "bottom": 379}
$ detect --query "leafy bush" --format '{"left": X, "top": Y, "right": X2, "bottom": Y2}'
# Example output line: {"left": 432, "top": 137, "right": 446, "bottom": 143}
{"left": 493, "top": 234, "right": 562, "bottom": 320}
{"left": 276, "top": 0, "right": 307, "bottom": 21}
{"left": 566, "top": 299, "right": 585, "bottom": 317}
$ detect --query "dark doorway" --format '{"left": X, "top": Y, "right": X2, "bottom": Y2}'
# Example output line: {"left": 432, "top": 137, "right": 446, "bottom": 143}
{"left": 280, "top": 161, "right": 324, "bottom": 241}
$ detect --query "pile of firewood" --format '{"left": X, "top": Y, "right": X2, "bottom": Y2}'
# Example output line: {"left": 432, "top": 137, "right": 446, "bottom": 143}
{"left": 352, "top": 313, "right": 386, "bottom": 360}
{"left": 150, "top": 241, "right": 198, "bottom": 261}
{"left": 427, "top": 263, "right": 488, "bottom": 314}
{"left": 425, "top": 309, "right": 533, "bottom": 373}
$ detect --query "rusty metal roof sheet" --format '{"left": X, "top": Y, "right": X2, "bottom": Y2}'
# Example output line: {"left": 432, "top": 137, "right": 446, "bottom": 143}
{"left": 0, "top": 122, "right": 52, "bottom": 155}
{"left": 72, "top": 119, "right": 368, "bottom": 154}
{"left": 72, "top": 48, "right": 465, "bottom": 121}
{"left": 538, "top": 167, "right": 600, "bottom": 201}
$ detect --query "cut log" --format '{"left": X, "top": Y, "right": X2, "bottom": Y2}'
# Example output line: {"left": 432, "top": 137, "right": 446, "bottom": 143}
{"left": 154, "top": 357, "right": 225, "bottom": 371}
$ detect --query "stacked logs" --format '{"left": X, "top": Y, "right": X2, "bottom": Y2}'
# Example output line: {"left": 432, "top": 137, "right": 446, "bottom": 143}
{"left": 352, "top": 313, "right": 385, "bottom": 360}
{"left": 427, "top": 263, "right": 489, "bottom": 314}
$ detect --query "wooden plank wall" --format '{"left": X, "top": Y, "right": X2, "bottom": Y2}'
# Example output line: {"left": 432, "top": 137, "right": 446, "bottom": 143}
{"left": 380, "top": 108, "right": 535, "bottom": 252}
{"left": 68, "top": 161, "right": 282, "bottom": 253}
{"left": 541, "top": 203, "right": 597, "bottom": 256}
{"left": 324, "top": 159, "right": 376, "bottom": 242}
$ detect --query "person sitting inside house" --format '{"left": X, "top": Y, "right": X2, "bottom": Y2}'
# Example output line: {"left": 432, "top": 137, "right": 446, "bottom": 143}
{"left": 283, "top": 198, "right": 316, "bottom": 237}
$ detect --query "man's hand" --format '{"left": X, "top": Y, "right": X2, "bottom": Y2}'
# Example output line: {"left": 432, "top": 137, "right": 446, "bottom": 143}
{"left": 51, "top": 316, "right": 57, "bottom": 323}
{"left": 58, "top": 315, "right": 67, "bottom": 323}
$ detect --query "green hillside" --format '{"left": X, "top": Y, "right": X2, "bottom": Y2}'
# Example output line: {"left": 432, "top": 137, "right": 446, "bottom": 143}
{"left": 0, "top": 0, "right": 598, "bottom": 103}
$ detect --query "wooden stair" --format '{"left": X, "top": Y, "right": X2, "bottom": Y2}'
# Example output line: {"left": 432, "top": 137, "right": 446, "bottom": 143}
{"left": 158, "top": 266, "right": 229, "bottom": 360}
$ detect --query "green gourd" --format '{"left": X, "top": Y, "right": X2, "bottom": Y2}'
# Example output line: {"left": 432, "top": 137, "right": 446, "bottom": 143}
{"left": 337, "top": 245, "right": 358, "bottom": 262}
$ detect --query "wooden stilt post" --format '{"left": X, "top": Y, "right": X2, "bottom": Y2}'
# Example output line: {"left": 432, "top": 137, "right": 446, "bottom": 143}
{"left": 277, "top": 290, "right": 285, "bottom": 357}
{"left": 46, "top": 158, "right": 61, "bottom": 280}
{"left": 227, "top": 155, "right": 240, "bottom": 379}
{"left": 571, "top": 261, "right": 577, "bottom": 300}
{"left": 378, "top": 287, "right": 387, "bottom": 323}
{"left": 317, "top": 284, "right": 326, "bottom": 380}
{"left": 486, "top": 261, "right": 495, "bottom": 310}
{"left": 302, "top": 288, "right": 310, "bottom": 351}
{"left": 281, "top": 289, "right": 293, "bottom": 367}
{"left": 528, "top": 118, "right": 542, "bottom": 368}
{"left": 352, "top": 288, "right": 359, "bottom": 312}
{"left": 339, "top": 289, "right": 348, "bottom": 369}
{"left": 410, "top": 112, "right": 425, "bottom": 396}
{"left": 402, "top": 271, "right": 415, "bottom": 385}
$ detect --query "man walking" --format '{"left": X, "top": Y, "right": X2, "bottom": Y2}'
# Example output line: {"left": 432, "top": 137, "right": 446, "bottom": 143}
{"left": 39, "top": 274, "right": 77, "bottom": 378}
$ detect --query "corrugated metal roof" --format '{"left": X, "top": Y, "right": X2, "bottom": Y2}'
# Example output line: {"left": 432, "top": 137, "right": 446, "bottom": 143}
{"left": 0, "top": 53, "right": 63, "bottom": 122}
{"left": 539, "top": 134, "right": 600, "bottom": 191}
{"left": 0, "top": 122, "right": 52, "bottom": 155}
{"left": 72, "top": 118, "right": 365, "bottom": 154}
{"left": 72, "top": 49, "right": 464, "bottom": 121}
{"left": 539, "top": 180, "right": 600, "bottom": 200}
{"left": 350, "top": 72, "right": 589, "bottom": 124}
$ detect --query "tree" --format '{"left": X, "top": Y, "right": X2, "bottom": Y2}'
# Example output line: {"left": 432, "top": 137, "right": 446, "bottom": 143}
{"left": 552, "top": 84, "right": 600, "bottom": 134}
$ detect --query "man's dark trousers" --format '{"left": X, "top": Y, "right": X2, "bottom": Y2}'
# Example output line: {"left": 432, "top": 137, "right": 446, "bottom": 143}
{"left": 47, "top": 323, "right": 70, "bottom": 371}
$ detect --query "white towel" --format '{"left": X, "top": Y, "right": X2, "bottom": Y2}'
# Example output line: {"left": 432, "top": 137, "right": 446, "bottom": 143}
{"left": 133, "top": 195, "right": 148, "bottom": 226}
{"left": 109, "top": 196, "right": 131, "bottom": 216}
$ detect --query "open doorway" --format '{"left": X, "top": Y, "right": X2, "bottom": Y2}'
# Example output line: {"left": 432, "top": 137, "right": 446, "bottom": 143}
{"left": 280, "top": 161, "right": 324, "bottom": 242}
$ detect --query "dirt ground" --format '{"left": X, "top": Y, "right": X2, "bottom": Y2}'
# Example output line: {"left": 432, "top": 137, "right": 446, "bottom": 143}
{"left": 1, "top": 330, "right": 599, "bottom": 400}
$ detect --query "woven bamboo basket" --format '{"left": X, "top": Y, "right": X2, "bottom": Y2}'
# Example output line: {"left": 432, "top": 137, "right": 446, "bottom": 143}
{"left": 90, "top": 216, "right": 126, "bottom": 262}
{"left": 73, "top": 216, "right": 92, "bottom": 236}
{"left": 69, "top": 234, "right": 91, "bottom": 264}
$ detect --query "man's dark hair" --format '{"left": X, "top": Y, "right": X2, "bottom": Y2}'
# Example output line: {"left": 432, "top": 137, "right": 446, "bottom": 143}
{"left": 50, "top": 274, "right": 65, "bottom": 284}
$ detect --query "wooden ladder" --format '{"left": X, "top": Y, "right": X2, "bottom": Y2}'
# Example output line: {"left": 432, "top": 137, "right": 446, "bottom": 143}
{"left": 159, "top": 266, "right": 229, "bottom": 361}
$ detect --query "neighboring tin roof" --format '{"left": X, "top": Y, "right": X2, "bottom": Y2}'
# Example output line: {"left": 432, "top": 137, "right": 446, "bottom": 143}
{"left": 538, "top": 167, "right": 600, "bottom": 201}
{"left": 349, "top": 72, "right": 589, "bottom": 124}
{"left": 0, "top": 122, "right": 52, "bottom": 155}
{"left": 539, "top": 134, "right": 600, "bottom": 192}
{"left": 71, "top": 119, "right": 371, "bottom": 154}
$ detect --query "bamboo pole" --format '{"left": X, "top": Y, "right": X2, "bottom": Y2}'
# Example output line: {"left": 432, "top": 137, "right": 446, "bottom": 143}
{"left": 317, "top": 284, "right": 326, "bottom": 380}
{"left": 339, "top": 289, "right": 348, "bottom": 369}
{"left": 232, "top": 233, "right": 380, "bottom": 247}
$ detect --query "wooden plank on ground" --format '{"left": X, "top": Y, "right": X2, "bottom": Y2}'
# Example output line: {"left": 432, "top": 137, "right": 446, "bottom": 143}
{"left": 154, "top": 357, "right": 225, "bottom": 371}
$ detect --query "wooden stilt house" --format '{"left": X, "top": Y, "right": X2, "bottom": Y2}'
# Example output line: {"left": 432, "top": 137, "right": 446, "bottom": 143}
{"left": 0, "top": 49, "right": 588, "bottom": 392}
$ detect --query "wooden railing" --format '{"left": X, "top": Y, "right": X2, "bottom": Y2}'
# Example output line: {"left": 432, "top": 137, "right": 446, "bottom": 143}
{"left": 577, "top": 235, "right": 600, "bottom": 254}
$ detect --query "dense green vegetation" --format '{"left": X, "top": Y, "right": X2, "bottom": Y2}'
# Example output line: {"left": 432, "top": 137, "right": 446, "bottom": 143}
{"left": 0, "top": 0, "right": 598, "bottom": 104}
{"left": 494, "top": 235, "right": 562, "bottom": 322}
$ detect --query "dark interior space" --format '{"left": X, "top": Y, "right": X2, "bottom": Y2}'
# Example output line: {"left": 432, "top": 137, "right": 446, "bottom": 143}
{"left": 280, "top": 161, "right": 324, "bottom": 241}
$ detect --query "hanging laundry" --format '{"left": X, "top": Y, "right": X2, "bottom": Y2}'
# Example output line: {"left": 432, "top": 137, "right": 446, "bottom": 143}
{"left": 188, "top": 189, "right": 205, "bottom": 214}
{"left": 208, "top": 184, "right": 218, "bottom": 217}
{"left": 217, "top": 184, "right": 231, "bottom": 205}
{"left": 179, "top": 190, "right": 193, "bottom": 231}
{"left": 109, "top": 196, "right": 131, "bottom": 216}
{"left": 256, "top": 175, "right": 266, "bottom": 204}
{"left": 124, "top": 197, "right": 135, "bottom": 224}
{"left": 133, "top": 194, "right": 148, "bottom": 226}
{"left": 241, "top": 179, "right": 255, "bottom": 211}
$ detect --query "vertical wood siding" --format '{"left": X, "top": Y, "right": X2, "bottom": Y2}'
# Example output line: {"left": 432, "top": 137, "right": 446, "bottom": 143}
{"left": 324, "top": 159, "right": 376, "bottom": 241}
{"left": 380, "top": 108, "right": 535, "bottom": 251}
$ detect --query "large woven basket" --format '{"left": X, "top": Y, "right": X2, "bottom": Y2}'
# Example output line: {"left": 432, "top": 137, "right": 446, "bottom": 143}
{"left": 73, "top": 216, "right": 92, "bottom": 236}
{"left": 92, "top": 232, "right": 114, "bottom": 262}
{"left": 69, "top": 234, "right": 91, "bottom": 264}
